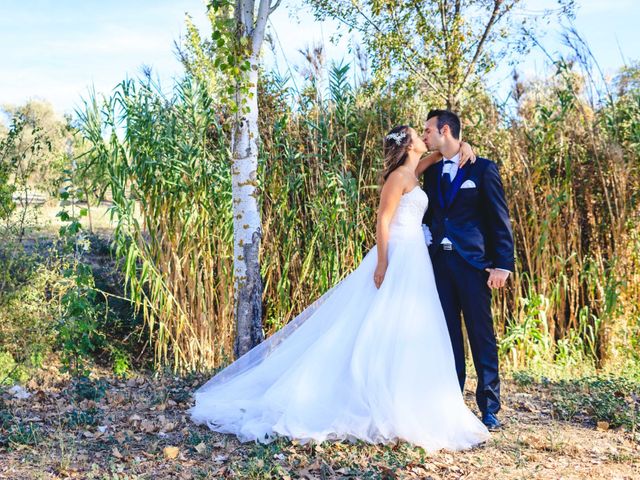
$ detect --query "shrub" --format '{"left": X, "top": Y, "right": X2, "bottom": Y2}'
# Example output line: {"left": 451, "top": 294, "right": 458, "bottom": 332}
{"left": 551, "top": 375, "right": 640, "bottom": 429}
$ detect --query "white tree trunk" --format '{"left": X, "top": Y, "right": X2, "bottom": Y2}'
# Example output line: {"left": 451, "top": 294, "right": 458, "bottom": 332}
{"left": 231, "top": 0, "right": 280, "bottom": 358}
{"left": 232, "top": 54, "right": 263, "bottom": 357}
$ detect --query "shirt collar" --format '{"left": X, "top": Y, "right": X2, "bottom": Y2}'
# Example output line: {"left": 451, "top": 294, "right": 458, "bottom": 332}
{"left": 443, "top": 152, "right": 460, "bottom": 165}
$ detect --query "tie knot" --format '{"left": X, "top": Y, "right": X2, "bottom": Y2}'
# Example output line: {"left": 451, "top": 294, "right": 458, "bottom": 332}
{"left": 444, "top": 160, "right": 455, "bottom": 164}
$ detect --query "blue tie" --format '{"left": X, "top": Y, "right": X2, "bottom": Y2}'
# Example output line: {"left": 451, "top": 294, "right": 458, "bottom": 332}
{"left": 441, "top": 160, "right": 455, "bottom": 198}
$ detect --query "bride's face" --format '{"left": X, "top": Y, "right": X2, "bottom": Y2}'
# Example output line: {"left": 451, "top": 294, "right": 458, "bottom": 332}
{"left": 408, "top": 128, "right": 428, "bottom": 155}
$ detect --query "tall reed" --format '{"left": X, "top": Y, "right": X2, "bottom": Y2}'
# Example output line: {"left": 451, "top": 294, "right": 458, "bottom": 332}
{"left": 76, "top": 76, "right": 235, "bottom": 372}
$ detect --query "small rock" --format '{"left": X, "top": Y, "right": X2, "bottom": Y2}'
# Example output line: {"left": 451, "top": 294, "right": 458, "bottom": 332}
{"left": 9, "top": 385, "right": 31, "bottom": 399}
{"left": 128, "top": 414, "right": 142, "bottom": 423}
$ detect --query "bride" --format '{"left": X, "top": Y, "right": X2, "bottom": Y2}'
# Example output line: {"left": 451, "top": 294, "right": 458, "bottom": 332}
{"left": 189, "top": 126, "right": 490, "bottom": 451}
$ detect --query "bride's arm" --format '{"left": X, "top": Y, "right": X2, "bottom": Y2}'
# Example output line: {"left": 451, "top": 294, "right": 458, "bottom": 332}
{"left": 415, "top": 151, "right": 443, "bottom": 177}
{"left": 414, "top": 142, "right": 477, "bottom": 177}
{"left": 374, "top": 172, "right": 405, "bottom": 288}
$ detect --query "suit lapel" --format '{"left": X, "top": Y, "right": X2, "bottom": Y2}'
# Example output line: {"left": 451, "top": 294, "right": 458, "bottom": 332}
{"left": 437, "top": 161, "right": 470, "bottom": 210}
{"left": 446, "top": 165, "right": 470, "bottom": 208}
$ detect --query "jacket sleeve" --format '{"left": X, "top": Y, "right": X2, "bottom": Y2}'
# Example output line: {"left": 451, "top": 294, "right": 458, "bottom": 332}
{"left": 481, "top": 161, "right": 515, "bottom": 271}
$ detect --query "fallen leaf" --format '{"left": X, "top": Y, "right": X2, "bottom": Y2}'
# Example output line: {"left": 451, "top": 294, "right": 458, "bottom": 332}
{"left": 107, "top": 392, "right": 125, "bottom": 405}
{"left": 140, "top": 420, "right": 156, "bottom": 433}
{"left": 161, "top": 422, "right": 175, "bottom": 433}
{"left": 163, "top": 446, "right": 180, "bottom": 460}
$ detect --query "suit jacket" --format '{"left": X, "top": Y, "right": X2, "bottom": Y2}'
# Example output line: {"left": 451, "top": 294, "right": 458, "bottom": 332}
{"left": 423, "top": 156, "right": 515, "bottom": 271}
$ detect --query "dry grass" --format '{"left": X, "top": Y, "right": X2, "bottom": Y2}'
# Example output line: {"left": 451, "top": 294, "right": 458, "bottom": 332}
{"left": 1, "top": 368, "right": 638, "bottom": 479}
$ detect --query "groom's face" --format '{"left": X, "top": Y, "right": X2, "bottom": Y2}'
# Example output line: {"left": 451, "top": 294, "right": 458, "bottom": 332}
{"left": 423, "top": 117, "right": 444, "bottom": 150}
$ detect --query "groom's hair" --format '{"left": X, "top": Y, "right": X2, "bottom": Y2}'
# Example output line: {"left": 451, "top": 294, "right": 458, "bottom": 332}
{"left": 427, "top": 110, "right": 461, "bottom": 139}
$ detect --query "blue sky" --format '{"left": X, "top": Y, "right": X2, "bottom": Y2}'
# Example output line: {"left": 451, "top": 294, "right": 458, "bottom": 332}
{"left": 0, "top": 0, "right": 638, "bottom": 116}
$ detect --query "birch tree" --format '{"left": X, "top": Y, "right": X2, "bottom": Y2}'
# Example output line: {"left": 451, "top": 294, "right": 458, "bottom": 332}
{"left": 199, "top": 0, "right": 282, "bottom": 358}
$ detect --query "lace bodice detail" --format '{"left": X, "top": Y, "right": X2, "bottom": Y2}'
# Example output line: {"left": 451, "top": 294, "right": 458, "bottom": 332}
{"left": 389, "top": 186, "right": 429, "bottom": 241}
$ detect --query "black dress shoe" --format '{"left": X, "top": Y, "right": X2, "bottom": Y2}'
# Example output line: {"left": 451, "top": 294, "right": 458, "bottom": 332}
{"left": 481, "top": 412, "right": 502, "bottom": 431}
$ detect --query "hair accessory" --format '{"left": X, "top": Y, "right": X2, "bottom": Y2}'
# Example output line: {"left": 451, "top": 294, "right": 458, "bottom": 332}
{"left": 385, "top": 131, "right": 407, "bottom": 145}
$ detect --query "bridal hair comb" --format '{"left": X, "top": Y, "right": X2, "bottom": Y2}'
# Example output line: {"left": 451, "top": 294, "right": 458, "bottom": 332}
{"left": 385, "top": 131, "right": 407, "bottom": 145}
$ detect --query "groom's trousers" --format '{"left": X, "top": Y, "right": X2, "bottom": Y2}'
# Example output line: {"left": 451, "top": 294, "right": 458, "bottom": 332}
{"left": 431, "top": 246, "right": 501, "bottom": 415}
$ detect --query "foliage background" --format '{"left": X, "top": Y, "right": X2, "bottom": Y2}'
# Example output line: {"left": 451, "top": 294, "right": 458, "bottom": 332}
{"left": 0, "top": 1, "right": 638, "bottom": 380}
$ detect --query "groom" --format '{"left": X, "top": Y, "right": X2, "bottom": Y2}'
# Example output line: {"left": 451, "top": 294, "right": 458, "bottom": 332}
{"left": 421, "top": 110, "right": 514, "bottom": 430}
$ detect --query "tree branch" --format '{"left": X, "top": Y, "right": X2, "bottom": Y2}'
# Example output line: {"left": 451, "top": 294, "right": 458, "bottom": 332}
{"left": 351, "top": 2, "right": 446, "bottom": 99}
{"left": 460, "top": 0, "right": 503, "bottom": 86}
{"left": 252, "top": 0, "right": 272, "bottom": 53}
{"left": 268, "top": 0, "right": 282, "bottom": 16}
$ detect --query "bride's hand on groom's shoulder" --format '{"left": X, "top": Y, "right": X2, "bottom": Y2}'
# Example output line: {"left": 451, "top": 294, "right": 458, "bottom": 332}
{"left": 459, "top": 142, "right": 476, "bottom": 168}
{"left": 374, "top": 262, "right": 387, "bottom": 289}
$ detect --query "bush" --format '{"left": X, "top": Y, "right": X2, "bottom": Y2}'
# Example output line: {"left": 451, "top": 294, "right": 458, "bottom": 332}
{"left": 551, "top": 375, "right": 640, "bottom": 429}
{"left": 0, "top": 252, "right": 63, "bottom": 376}
{"left": 69, "top": 375, "right": 108, "bottom": 402}
{"left": 0, "top": 351, "right": 29, "bottom": 385}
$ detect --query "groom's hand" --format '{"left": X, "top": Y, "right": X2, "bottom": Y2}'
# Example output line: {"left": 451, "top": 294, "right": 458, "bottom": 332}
{"left": 485, "top": 268, "right": 509, "bottom": 289}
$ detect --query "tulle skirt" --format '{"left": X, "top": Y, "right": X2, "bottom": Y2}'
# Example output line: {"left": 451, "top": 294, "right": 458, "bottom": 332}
{"left": 189, "top": 235, "right": 490, "bottom": 451}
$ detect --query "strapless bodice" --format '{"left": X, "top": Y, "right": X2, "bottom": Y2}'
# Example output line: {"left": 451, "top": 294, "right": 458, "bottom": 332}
{"left": 389, "top": 186, "right": 429, "bottom": 241}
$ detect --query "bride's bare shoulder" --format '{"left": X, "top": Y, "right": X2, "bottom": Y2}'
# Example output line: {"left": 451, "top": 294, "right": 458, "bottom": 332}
{"left": 384, "top": 168, "right": 414, "bottom": 193}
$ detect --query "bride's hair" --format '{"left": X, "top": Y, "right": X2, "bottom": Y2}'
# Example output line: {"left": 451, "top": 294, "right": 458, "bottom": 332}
{"left": 380, "top": 125, "right": 411, "bottom": 183}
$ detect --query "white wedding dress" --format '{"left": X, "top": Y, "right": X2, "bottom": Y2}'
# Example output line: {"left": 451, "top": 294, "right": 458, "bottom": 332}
{"left": 189, "top": 186, "right": 490, "bottom": 451}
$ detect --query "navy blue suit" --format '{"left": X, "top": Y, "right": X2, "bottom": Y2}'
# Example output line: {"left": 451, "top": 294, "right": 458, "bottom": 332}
{"left": 422, "top": 157, "right": 514, "bottom": 415}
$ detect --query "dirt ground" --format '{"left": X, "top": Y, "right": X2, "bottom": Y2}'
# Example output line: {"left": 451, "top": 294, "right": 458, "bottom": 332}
{"left": 1, "top": 366, "right": 638, "bottom": 480}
